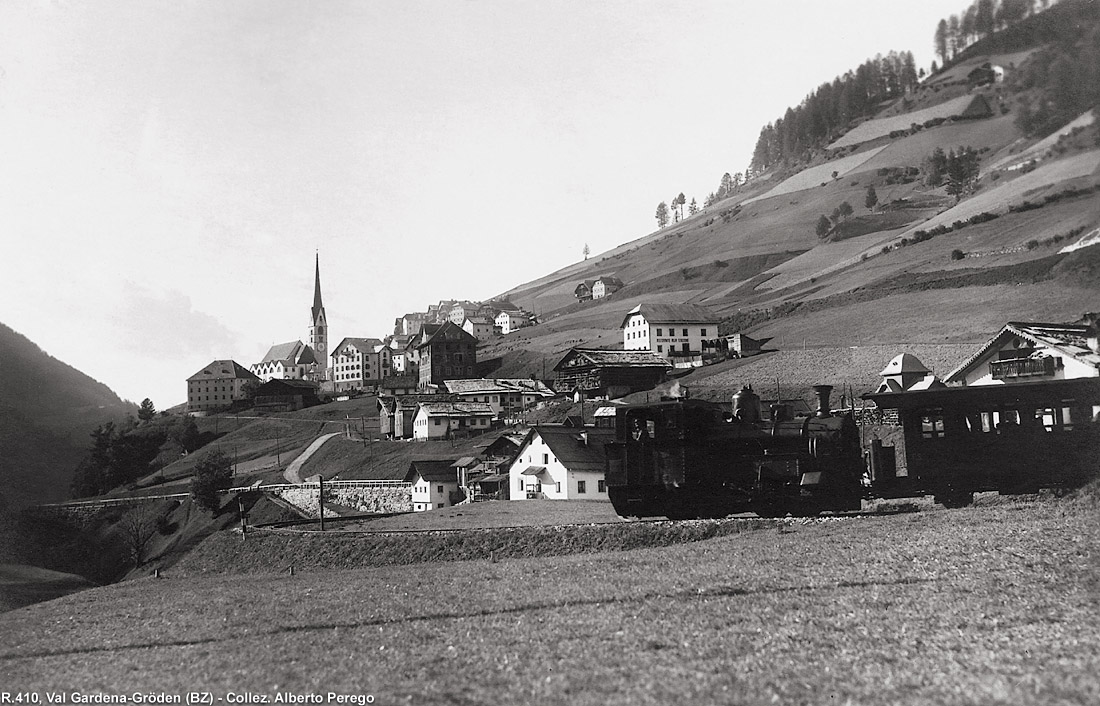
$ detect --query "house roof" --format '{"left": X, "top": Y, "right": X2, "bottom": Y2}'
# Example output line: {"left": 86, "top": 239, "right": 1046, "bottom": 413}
{"left": 418, "top": 321, "right": 478, "bottom": 348}
{"left": 553, "top": 348, "right": 672, "bottom": 372}
{"left": 452, "top": 456, "right": 480, "bottom": 468}
{"left": 620, "top": 303, "right": 718, "bottom": 328}
{"left": 417, "top": 401, "right": 496, "bottom": 417}
{"left": 443, "top": 378, "right": 555, "bottom": 396}
{"left": 330, "top": 337, "right": 383, "bottom": 357}
{"left": 596, "top": 276, "right": 623, "bottom": 288}
{"left": 879, "top": 353, "right": 931, "bottom": 377}
{"left": 188, "top": 360, "right": 259, "bottom": 382}
{"left": 405, "top": 460, "right": 459, "bottom": 483}
{"left": 525, "top": 426, "right": 615, "bottom": 473}
{"left": 945, "top": 321, "right": 1100, "bottom": 383}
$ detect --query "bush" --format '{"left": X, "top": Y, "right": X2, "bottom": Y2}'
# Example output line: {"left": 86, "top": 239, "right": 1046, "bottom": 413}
{"left": 951, "top": 249, "right": 966, "bottom": 260}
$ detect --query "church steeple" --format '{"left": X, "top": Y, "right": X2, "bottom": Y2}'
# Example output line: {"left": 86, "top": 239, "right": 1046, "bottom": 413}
{"left": 309, "top": 252, "right": 328, "bottom": 380}
{"left": 312, "top": 252, "right": 324, "bottom": 325}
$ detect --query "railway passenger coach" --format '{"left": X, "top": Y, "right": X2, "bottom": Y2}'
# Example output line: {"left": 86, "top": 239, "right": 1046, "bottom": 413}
{"left": 864, "top": 376, "right": 1100, "bottom": 507}
{"left": 604, "top": 385, "right": 865, "bottom": 519}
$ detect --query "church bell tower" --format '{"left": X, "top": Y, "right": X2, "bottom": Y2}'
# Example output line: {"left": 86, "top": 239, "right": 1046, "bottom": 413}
{"left": 310, "top": 253, "right": 328, "bottom": 380}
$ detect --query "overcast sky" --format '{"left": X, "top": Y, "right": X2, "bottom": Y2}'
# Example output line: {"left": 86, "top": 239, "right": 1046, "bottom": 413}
{"left": 1, "top": 0, "right": 967, "bottom": 408}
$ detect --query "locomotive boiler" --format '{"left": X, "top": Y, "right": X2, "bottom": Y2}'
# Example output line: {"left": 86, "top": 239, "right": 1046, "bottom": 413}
{"left": 604, "top": 385, "right": 865, "bottom": 519}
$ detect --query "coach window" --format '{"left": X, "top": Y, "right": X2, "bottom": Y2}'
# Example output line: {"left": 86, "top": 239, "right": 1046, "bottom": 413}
{"left": 919, "top": 408, "right": 945, "bottom": 439}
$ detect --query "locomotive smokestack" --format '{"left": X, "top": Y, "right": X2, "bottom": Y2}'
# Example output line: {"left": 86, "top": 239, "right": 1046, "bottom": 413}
{"left": 812, "top": 385, "right": 833, "bottom": 418}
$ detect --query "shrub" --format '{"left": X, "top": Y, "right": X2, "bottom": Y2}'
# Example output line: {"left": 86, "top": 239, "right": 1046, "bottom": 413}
{"left": 1026, "top": 239, "right": 1040, "bottom": 250}
{"left": 951, "top": 249, "right": 966, "bottom": 260}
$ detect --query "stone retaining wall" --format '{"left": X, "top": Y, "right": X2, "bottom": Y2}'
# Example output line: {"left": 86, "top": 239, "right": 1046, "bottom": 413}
{"left": 271, "top": 485, "right": 413, "bottom": 518}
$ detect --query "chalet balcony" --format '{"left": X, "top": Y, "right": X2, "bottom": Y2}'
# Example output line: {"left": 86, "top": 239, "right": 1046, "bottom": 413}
{"left": 990, "top": 356, "right": 1058, "bottom": 380}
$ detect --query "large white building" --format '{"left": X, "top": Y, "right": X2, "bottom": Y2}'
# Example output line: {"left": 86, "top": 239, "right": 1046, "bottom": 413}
{"left": 621, "top": 303, "right": 718, "bottom": 359}
{"left": 250, "top": 340, "right": 320, "bottom": 381}
{"left": 330, "top": 337, "right": 390, "bottom": 392}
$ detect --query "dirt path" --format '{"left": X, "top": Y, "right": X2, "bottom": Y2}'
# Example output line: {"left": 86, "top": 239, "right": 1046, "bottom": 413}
{"left": 283, "top": 432, "right": 343, "bottom": 483}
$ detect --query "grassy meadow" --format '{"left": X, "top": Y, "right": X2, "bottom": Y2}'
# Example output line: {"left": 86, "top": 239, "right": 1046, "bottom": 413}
{"left": 1, "top": 491, "right": 1097, "bottom": 704}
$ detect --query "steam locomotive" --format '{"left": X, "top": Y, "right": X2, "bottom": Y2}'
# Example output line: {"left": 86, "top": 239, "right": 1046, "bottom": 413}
{"left": 603, "top": 385, "right": 866, "bottom": 519}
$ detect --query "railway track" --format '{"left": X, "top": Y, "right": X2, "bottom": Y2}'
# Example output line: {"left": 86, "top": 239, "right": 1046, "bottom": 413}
{"left": 257, "top": 504, "right": 920, "bottom": 537}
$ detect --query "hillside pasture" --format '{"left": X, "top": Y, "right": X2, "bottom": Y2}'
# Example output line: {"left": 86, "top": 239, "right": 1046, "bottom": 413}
{"left": 828, "top": 95, "right": 978, "bottom": 149}
{"left": 856, "top": 112, "right": 1020, "bottom": 175}
{"left": 750, "top": 282, "right": 1098, "bottom": 350}
{"left": 985, "top": 109, "right": 1096, "bottom": 173}
{"left": 897, "top": 149, "right": 1100, "bottom": 238}
{"left": 1, "top": 498, "right": 1096, "bottom": 704}
{"left": 923, "top": 48, "right": 1038, "bottom": 87}
{"left": 741, "top": 146, "right": 888, "bottom": 204}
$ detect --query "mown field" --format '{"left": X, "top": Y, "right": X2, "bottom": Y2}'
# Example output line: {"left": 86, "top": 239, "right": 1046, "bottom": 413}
{"left": 1, "top": 489, "right": 1097, "bottom": 704}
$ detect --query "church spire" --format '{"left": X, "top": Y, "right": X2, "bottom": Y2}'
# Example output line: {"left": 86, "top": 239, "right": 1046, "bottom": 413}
{"left": 312, "top": 252, "right": 324, "bottom": 324}
{"left": 309, "top": 252, "right": 328, "bottom": 380}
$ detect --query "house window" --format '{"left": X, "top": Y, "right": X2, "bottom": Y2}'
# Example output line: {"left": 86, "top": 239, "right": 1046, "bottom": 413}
{"left": 437, "top": 503, "right": 444, "bottom": 508}
{"left": 543, "top": 453, "right": 549, "bottom": 464}
{"left": 598, "top": 480, "right": 606, "bottom": 492}
{"left": 682, "top": 328, "right": 688, "bottom": 336}
{"left": 555, "top": 482, "right": 561, "bottom": 493}
{"left": 657, "top": 328, "right": 662, "bottom": 336}
{"left": 700, "top": 328, "right": 707, "bottom": 336}
{"left": 578, "top": 480, "right": 586, "bottom": 494}
{"left": 518, "top": 479, "right": 524, "bottom": 492}
{"left": 657, "top": 345, "right": 663, "bottom": 353}
{"left": 682, "top": 343, "right": 690, "bottom": 352}
{"left": 437, "top": 485, "right": 444, "bottom": 494}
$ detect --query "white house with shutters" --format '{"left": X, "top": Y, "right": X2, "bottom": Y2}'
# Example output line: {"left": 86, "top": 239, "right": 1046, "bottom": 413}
{"left": 621, "top": 303, "right": 719, "bottom": 360}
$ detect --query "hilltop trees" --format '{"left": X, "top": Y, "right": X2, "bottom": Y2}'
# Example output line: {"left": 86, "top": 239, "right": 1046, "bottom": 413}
{"left": 656, "top": 201, "right": 670, "bottom": 228}
{"left": 138, "top": 398, "right": 156, "bottom": 421}
{"left": 749, "top": 50, "right": 920, "bottom": 173}
{"left": 932, "top": 0, "right": 1052, "bottom": 69}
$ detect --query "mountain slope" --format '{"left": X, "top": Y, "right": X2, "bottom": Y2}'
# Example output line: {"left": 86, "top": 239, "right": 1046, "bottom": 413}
{"left": 484, "top": 10, "right": 1100, "bottom": 382}
{"left": 0, "top": 322, "right": 134, "bottom": 509}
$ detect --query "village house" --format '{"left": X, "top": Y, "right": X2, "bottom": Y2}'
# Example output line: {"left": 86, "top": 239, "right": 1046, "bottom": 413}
{"left": 448, "top": 301, "right": 479, "bottom": 325}
{"left": 442, "top": 378, "right": 558, "bottom": 419}
{"left": 417, "top": 321, "right": 478, "bottom": 390}
{"left": 186, "top": 360, "right": 259, "bottom": 413}
{"left": 405, "top": 460, "right": 461, "bottom": 511}
{"left": 621, "top": 303, "right": 719, "bottom": 361}
{"left": 496, "top": 309, "right": 528, "bottom": 334}
{"left": 592, "top": 276, "right": 624, "bottom": 299}
{"left": 724, "top": 333, "right": 768, "bottom": 358}
{"left": 462, "top": 316, "right": 496, "bottom": 341}
{"left": 945, "top": 316, "right": 1100, "bottom": 386}
{"left": 412, "top": 401, "right": 496, "bottom": 440}
{"left": 394, "top": 312, "right": 426, "bottom": 337}
{"left": 554, "top": 347, "right": 671, "bottom": 399}
{"left": 330, "top": 337, "right": 391, "bottom": 393}
{"left": 574, "top": 280, "right": 596, "bottom": 302}
{"left": 252, "top": 378, "right": 321, "bottom": 412}
{"left": 250, "top": 340, "right": 321, "bottom": 382}
{"left": 379, "top": 375, "right": 419, "bottom": 398}
{"left": 507, "top": 425, "right": 614, "bottom": 501}
{"left": 876, "top": 353, "right": 943, "bottom": 393}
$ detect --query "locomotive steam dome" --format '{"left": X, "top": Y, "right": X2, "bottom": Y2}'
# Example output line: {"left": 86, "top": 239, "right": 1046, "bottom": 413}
{"left": 732, "top": 385, "right": 761, "bottom": 422}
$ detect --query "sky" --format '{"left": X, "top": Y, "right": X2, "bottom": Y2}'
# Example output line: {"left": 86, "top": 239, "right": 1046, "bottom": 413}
{"left": 0, "top": 0, "right": 968, "bottom": 408}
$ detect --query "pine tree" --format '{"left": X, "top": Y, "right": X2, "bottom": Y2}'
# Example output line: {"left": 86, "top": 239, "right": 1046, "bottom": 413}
{"left": 655, "top": 202, "right": 670, "bottom": 228}
{"left": 865, "top": 184, "right": 878, "bottom": 211}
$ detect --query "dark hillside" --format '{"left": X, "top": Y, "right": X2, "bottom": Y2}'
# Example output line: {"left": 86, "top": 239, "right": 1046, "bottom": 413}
{"left": 0, "top": 323, "right": 134, "bottom": 508}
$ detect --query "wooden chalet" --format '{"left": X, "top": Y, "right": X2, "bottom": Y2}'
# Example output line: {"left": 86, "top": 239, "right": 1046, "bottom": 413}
{"left": 553, "top": 348, "right": 671, "bottom": 399}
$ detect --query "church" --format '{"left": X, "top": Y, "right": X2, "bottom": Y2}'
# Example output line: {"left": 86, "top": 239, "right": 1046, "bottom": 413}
{"left": 250, "top": 254, "right": 329, "bottom": 383}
